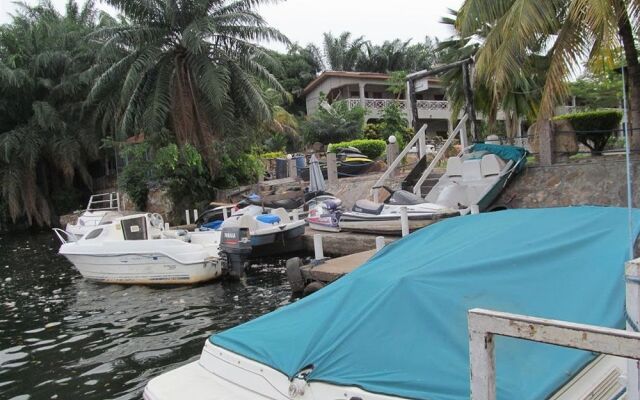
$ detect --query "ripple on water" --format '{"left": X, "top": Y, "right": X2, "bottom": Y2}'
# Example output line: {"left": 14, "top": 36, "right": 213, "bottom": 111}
{"left": 0, "top": 233, "right": 294, "bottom": 400}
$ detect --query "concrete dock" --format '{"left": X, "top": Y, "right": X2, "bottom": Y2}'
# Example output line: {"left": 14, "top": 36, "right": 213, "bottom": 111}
{"left": 300, "top": 249, "right": 376, "bottom": 283}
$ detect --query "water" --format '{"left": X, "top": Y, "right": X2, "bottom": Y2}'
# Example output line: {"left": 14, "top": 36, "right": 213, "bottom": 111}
{"left": 0, "top": 233, "right": 293, "bottom": 400}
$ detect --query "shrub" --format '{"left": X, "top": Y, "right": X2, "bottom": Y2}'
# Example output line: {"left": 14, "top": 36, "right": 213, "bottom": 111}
{"left": 554, "top": 109, "right": 622, "bottom": 155}
{"left": 118, "top": 143, "right": 153, "bottom": 210}
{"left": 302, "top": 99, "right": 365, "bottom": 144}
{"left": 261, "top": 151, "right": 286, "bottom": 159}
{"left": 328, "top": 139, "right": 386, "bottom": 159}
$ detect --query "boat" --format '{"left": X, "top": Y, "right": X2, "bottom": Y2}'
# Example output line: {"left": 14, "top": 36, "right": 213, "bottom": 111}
{"left": 65, "top": 192, "right": 127, "bottom": 238}
{"left": 220, "top": 204, "right": 306, "bottom": 258}
{"left": 305, "top": 195, "right": 343, "bottom": 232}
{"left": 144, "top": 207, "right": 640, "bottom": 399}
{"left": 339, "top": 143, "right": 527, "bottom": 234}
{"left": 54, "top": 213, "right": 223, "bottom": 285}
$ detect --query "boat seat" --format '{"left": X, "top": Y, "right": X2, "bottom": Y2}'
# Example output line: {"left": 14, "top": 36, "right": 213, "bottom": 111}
{"left": 462, "top": 159, "right": 483, "bottom": 182}
{"left": 238, "top": 214, "right": 258, "bottom": 232}
{"left": 481, "top": 154, "right": 505, "bottom": 178}
{"left": 435, "top": 182, "right": 468, "bottom": 209}
{"left": 271, "top": 208, "right": 291, "bottom": 224}
{"left": 445, "top": 157, "right": 463, "bottom": 182}
{"left": 352, "top": 200, "right": 384, "bottom": 215}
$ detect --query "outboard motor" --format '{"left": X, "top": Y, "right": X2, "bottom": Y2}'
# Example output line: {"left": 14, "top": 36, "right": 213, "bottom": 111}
{"left": 220, "top": 227, "right": 252, "bottom": 279}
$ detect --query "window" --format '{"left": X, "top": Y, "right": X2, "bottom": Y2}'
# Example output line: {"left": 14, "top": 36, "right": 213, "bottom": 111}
{"left": 85, "top": 228, "right": 103, "bottom": 240}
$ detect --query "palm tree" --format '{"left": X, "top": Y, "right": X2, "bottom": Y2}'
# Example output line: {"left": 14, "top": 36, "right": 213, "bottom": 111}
{"left": 0, "top": 0, "right": 102, "bottom": 226}
{"left": 319, "top": 32, "right": 367, "bottom": 71}
{"left": 456, "top": 0, "right": 640, "bottom": 145}
{"left": 86, "top": 0, "right": 290, "bottom": 172}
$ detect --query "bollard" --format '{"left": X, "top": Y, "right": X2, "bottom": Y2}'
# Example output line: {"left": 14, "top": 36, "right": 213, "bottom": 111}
{"left": 375, "top": 236, "right": 386, "bottom": 252}
{"left": 223, "top": 207, "right": 228, "bottom": 220}
{"left": 164, "top": 222, "right": 170, "bottom": 231}
{"left": 470, "top": 205, "right": 480, "bottom": 215}
{"left": 313, "top": 234, "right": 324, "bottom": 260}
{"left": 185, "top": 210, "right": 191, "bottom": 225}
{"left": 193, "top": 209, "right": 198, "bottom": 222}
{"left": 400, "top": 206, "right": 409, "bottom": 237}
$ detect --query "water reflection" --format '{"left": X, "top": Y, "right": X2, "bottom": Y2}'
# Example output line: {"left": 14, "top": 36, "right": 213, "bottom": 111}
{"left": 0, "top": 233, "right": 292, "bottom": 399}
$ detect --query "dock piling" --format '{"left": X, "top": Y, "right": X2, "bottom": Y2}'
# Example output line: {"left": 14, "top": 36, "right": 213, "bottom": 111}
{"left": 313, "top": 234, "right": 324, "bottom": 260}
{"left": 375, "top": 236, "right": 386, "bottom": 252}
{"left": 185, "top": 210, "right": 191, "bottom": 225}
{"left": 193, "top": 209, "right": 198, "bottom": 222}
{"left": 400, "top": 206, "right": 409, "bottom": 237}
{"left": 223, "top": 207, "right": 228, "bottom": 220}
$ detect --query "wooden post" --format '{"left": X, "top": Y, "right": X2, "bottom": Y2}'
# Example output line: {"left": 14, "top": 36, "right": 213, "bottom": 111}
{"left": 375, "top": 236, "right": 386, "bottom": 252}
{"left": 313, "top": 234, "right": 324, "bottom": 260}
{"left": 462, "top": 62, "right": 477, "bottom": 142}
{"left": 193, "top": 209, "right": 198, "bottom": 222}
{"left": 469, "top": 328, "right": 496, "bottom": 400}
{"left": 287, "top": 158, "right": 297, "bottom": 179}
{"left": 409, "top": 79, "right": 419, "bottom": 132}
{"left": 185, "top": 210, "right": 191, "bottom": 225}
{"left": 400, "top": 206, "right": 409, "bottom": 237}
{"left": 627, "top": 260, "right": 640, "bottom": 400}
{"left": 327, "top": 152, "right": 338, "bottom": 185}
{"left": 538, "top": 120, "right": 555, "bottom": 166}
{"left": 386, "top": 142, "right": 399, "bottom": 178}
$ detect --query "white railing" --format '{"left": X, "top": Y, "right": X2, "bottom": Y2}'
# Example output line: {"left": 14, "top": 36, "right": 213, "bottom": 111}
{"left": 346, "top": 98, "right": 450, "bottom": 113}
{"left": 87, "top": 192, "right": 121, "bottom": 212}
{"left": 371, "top": 124, "right": 428, "bottom": 203}
{"left": 413, "top": 115, "right": 468, "bottom": 196}
{"left": 468, "top": 259, "right": 640, "bottom": 400}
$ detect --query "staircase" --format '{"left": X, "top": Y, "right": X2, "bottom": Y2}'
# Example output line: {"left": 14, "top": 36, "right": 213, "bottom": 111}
{"left": 400, "top": 156, "right": 445, "bottom": 196}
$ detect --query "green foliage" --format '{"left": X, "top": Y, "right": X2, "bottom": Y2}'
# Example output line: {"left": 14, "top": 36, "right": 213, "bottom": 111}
{"left": 213, "top": 152, "right": 263, "bottom": 189}
{"left": 261, "top": 151, "right": 286, "bottom": 159}
{"left": 554, "top": 110, "right": 623, "bottom": 154}
{"left": 0, "top": 0, "right": 103, "bottom": 226}
{"left": 118, "top": 144, "right": 152, "bottom": 210}
{"left": 328, "top": 139, "right": 386, "bottom": 159}
{"left": 268, "top": 46, "right": 322, "bottom": 115}
{"left": 380, "top": 102, "right": 411, "bottom": 147}
{"left": 569, "top": 71, "right": 622, "bottom": 109}
{"left": 302, "top": 99, "right": 365, "bottom": 144}
{"left": 554, "top": 110, "right": 623, "bottom": 132}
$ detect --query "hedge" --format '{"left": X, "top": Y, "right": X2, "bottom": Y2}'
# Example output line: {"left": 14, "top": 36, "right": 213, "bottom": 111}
{"left": 327, "top": 139, "right": 386, "bottom": 159}
{"left": 260, "top": 151, "right": 286, "bottom": 159}
{"left": 553, "top": 109, "right": 622, "bottom": 155}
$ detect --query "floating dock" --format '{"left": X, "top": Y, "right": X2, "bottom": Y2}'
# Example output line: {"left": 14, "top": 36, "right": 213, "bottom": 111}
{"left": 300, "top": 249, "right": 376, "bottom": 283}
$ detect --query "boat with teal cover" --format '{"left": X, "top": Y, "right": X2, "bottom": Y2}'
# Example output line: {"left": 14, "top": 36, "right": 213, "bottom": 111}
{"left": 146, "top": 206, "right": 640, "bottom": 400}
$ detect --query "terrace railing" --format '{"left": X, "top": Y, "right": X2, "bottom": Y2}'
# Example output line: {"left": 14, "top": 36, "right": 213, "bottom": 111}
{"left": 347, "top": 98, "right": 450, "bottom": 113}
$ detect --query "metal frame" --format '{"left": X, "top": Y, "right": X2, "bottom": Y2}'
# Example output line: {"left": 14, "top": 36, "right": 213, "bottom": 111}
{"left": 87, "top": 192, "right": 121, "bottom": 212}
{"left": 52, "top": 228, "right": 79, "bottom": 244}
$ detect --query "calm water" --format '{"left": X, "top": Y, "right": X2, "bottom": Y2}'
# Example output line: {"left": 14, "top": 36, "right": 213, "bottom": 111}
{"left": 0, "top": 233, "right": 293, "bottom": 400}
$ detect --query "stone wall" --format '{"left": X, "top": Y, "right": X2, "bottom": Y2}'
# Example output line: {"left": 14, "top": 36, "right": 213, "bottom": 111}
{"left": 497, "top": 155, "right": 640, "bottom": 208}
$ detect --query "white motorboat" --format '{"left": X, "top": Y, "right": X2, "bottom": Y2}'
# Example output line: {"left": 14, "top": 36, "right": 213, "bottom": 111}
{"left": 339, "top": 144, "right": 527, "bottom": 234}
{"left": 54, "top": 213, "right": 223, "bottom": 285}
{"left": 221, "top": 205, "right": 306, "bottom": 254}
{"left": 65, "top": 192, "right": 126, "bottom": 238}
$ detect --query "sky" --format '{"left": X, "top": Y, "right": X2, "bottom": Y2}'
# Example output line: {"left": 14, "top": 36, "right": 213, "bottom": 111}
{"left": 0, "top": 0, "right": 464, "bottom": 49}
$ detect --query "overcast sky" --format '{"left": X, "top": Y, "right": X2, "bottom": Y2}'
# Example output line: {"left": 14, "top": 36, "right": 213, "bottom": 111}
{"left": 0, "top": 0, "right": 464, "bottom": 49}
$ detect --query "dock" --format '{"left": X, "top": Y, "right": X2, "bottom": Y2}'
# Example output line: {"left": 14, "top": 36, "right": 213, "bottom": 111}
{"left": 300, "top": 249, "right": 376, "bottom": 283}
{"left": 300, "top": 227, "right": 397, "bottom": 257}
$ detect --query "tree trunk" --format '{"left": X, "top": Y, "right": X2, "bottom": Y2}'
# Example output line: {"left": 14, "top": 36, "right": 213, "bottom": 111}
{"left": 615, "top": 0, "right": 640, "bottom": 149}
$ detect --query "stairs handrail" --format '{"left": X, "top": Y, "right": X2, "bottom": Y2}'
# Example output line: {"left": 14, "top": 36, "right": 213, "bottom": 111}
{"left": 413, "top": 115, "right": 468, "bottom": 197}
{"left": 371, "top": 124, "right": 428, "bottom": 202}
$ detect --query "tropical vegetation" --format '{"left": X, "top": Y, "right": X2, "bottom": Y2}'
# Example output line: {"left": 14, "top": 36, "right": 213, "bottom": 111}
{"left": 327, "top": 139, "right": 386, "bottom": 160}
{"left": 554, "top": 109, "right": 623, "bottom": 154}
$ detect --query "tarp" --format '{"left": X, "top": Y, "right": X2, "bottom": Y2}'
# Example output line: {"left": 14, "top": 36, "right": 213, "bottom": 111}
{"left": 471, "top": 143, "right": 528, "bottom": 172}
{"left": 212, "top": 207, "right": 640, "bottom": 400}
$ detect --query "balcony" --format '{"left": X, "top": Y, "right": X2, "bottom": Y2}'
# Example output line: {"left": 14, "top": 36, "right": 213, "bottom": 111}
{"left": 346, "top": 98, "right": 452, "bottom": 120}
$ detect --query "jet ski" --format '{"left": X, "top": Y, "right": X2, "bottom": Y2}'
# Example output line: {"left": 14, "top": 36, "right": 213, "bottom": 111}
{"left": 298, "top": 148, "right": 374, "bottom": 180}
{"left": 306, "top": 195, "right": 344, "bottom": 232}
{"left": 340, "top": 144, "right": 527, "bottom": 235}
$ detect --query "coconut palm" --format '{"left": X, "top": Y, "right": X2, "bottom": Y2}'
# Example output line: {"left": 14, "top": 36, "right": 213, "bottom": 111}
{"left": 0, "top": 0, "right": 102, "bottom": 226}
{"left": 86, "top": 0, "right": 289, "bottom": 172}
{"left": 319, "top": 32, "right": 367, "bottom": 71}
{"left": 456, "top": 0, "right": 640, "bottom": 144}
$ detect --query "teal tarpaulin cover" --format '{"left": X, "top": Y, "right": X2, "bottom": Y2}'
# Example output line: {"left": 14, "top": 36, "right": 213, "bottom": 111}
{"left": 471, "top": 143, "right": 528, "bottom": 172}
{"left": 212, "top": 207, "right": 640, "bottom": 400}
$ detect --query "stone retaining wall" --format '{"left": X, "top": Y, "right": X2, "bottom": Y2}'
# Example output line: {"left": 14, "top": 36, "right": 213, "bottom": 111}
{"left": 497, "top": 155, "right": 640, "bottom": 209}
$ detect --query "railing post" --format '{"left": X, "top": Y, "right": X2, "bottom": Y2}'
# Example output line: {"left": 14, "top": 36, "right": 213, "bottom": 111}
{"left": 418, "top": 129, "right": 426, "bottom": 160}
{"left": 327, "top": 152, "right": 338, "bottom": 186}
{"left": 627, "top": 260, "right": 640, "bottom": 400}
{"left": 469, "top": 328, "right": 496, "bottom": 400}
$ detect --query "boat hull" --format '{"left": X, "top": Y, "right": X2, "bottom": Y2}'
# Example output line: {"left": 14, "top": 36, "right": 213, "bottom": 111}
{"left": 61, "top": 253, "right": 223, "bottom": 285}
{"left": 339, "top": 212, "right": 459, "bottom": 235}
{"left": 250, "top": 223, "right": 306, "bottom": 257}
